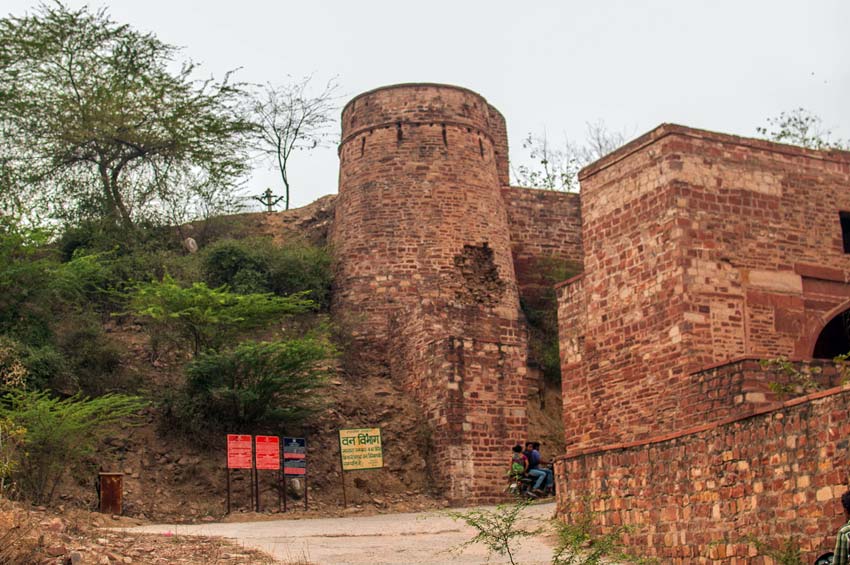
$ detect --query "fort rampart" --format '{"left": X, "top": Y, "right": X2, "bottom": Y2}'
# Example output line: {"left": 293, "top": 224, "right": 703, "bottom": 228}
{"left": 555, "top": 382, "right": 850, "bottom": 563}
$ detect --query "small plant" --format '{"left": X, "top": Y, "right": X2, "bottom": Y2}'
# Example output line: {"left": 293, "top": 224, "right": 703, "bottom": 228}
{"left": 760, "top": 354, "right": 850, "bottom": 399}
{"left": 747, "top": 535, "right": 804, "bottom": 565}
{"left": 761, "top": 356, "right": 822, "bottom": 398}
{"left": 446, "top": 497, "right": 542, "bottom": 565}
{"left": 552, "top": 498, "right": 656, "bottom": 565}
{"left": 0, "top": 390, "right": 146, "bottom": 503}
{"left": 0, "top": 417, "right": 25, "bottom": 497}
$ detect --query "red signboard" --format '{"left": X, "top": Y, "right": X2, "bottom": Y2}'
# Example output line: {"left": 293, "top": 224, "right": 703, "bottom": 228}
{"left": 227, "top": 434, "right": 253, "bottom": 469}
{"left": 255, "top": 435, "right": 280, "bottom": 470}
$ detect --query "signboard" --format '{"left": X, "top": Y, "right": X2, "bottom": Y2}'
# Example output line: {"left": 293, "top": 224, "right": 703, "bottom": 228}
{"left": 227, "top": 434, "right": 253, "bottom": 469}
{"left": 283, "top": 437, "right": 307, "bottom": 476}
{"left": 338, "top": 428, "right": 383, "bottom": 471}
{"left": 255, "top": 435, "right": 280, "bottom": 470}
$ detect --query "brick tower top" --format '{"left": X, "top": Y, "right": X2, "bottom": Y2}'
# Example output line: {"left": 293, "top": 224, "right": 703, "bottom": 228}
{"left": 340, "top": 83, "right": 510, "bottom": 185}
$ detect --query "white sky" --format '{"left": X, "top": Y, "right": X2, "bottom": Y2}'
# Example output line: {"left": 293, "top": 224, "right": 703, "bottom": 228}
{"left": 6, "top": 1, "right": 850, "bottom": 210}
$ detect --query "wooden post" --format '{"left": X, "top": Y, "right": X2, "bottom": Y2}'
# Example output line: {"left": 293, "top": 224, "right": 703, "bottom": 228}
{"left": 305, "top": 476, "right": 309, "bottom": 511}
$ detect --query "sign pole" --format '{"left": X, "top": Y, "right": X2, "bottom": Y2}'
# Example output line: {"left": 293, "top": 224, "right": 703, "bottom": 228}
{"left": 284, "top": 477, "right": 288, "bottom": 513}
{"left": 278, "top": 467, "right": 283, "bottom": 513}
{"left": 253, "top": 436, "right": 259, "bottom": 512}
{"left": 226, "top": 468, "right": 231, "bottom": 514}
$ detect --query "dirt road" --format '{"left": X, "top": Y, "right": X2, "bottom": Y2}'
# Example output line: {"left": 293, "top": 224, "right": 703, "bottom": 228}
{"left": 123, "top": 501, "right": 558, "bottom": 564}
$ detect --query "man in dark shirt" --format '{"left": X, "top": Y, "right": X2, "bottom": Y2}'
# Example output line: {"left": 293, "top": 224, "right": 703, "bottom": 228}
{"left": 531, "top": 441, "right": 554, "bottom": 495}
{"left": 523, "top": 441, "right": 547, "bottom": 494}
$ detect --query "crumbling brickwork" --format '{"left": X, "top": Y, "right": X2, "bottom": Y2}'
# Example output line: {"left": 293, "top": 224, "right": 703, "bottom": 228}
{"left": 330, "top": 84, "right": 575, "bottom": 502}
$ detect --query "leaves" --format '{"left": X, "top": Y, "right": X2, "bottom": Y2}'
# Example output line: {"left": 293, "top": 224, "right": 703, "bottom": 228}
{"left": 128, "top": 275, "right": 315, "bottom": 354}
{"left": 0, "top": 2, "right": 252, "bottom": 226}
{"left": 756, "top": 108, "right": 849, "bottom": 151}
{"left": 0, "top": 389, "right": 146, "bottom": 503}
{"left": 183, "top": 338, "right": 331, "bottom": 431}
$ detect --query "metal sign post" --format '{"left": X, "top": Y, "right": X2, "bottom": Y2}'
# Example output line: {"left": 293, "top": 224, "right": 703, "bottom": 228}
{"left": 283, "top": 437, "right": 308, "bottom": 512}
{"left": 255, "top": 435, "right": 281, "bottom": 513}
{"left": 226, "top": 434, "right": 254, "bottom": 514}
{"left": 338, "top": 428, "right": 383, "bottom": 509}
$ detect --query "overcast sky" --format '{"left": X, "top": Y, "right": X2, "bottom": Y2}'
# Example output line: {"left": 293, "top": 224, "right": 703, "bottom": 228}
{"left": 6, "top": 1, "right": 850, "bottom": 210}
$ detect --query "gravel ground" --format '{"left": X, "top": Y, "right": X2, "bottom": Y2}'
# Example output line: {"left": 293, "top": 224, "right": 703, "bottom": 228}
{"left": 123, "top": 501, "right": 559, "bottom": 564}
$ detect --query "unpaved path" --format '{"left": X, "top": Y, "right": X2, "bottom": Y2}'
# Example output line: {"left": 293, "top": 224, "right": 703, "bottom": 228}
{"left": 123, "top": 501, "right": 558, "bottom": 564}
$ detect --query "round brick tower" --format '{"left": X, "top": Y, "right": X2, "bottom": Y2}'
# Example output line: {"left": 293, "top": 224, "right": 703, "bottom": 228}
{"left": 333, "top": 84, "right": 519, "bottom": 346}
{"left": 331, "top": 84, "right": 528, "bottom": 502}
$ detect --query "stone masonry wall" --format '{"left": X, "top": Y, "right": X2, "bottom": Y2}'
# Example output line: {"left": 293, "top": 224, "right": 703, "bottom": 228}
{"left": 555, "top": 383, "right": 850, "bottom": 564}
{"left": 331, "top": 84, "right": 528, "bottom": 502}
{"left": 562, "top": 124, "right": 850, "bottom": 452}
{"left": 503, "top": 188, "right": 583, "bottom": 306}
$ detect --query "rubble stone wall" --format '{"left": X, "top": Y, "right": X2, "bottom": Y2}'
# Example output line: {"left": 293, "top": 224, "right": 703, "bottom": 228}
{"left": 555, "top": 384, "right": 850, "bottom": 564}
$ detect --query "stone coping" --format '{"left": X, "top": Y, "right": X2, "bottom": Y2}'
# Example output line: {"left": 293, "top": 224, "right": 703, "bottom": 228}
{"left": 557, "top": 381, "right": 850, "bottom": 461}
{"left": 578, "top": 123, "right": 850, "bottom": 182}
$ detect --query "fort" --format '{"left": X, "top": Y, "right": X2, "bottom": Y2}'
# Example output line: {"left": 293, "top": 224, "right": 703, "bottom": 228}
{"left": 329, "top": 83, "right": 850, "bottom": 561}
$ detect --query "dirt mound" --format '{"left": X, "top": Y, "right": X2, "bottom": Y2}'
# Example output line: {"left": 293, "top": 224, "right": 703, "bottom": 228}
{"left": 0, "top": 500, "right": 275, "bottom": 564}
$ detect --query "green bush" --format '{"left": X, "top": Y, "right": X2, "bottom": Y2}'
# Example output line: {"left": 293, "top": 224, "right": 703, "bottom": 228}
{"left": 0, "top": 390, "right": 146, "bottom": 504}
{"left": 202, "top": 238, "right": 332, "bottom": 308}
{"left": 164, "top": 338, "right": 331, "bottom": 440}
{"left": 129, "top": 276, "right": 315, "bottom": 355}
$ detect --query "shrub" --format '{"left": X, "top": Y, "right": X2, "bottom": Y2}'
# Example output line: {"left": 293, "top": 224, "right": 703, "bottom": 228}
{"left": 202, "top": 238, "right": 333, "bottom": 308}
{"left": 0, "top": 390, "right": 146, "bottom": 503}
{"left": 129, "top": 276, "right": 315, "bottom": 355}
{"left": 179, "top": 338, "right": 330, "bottom": 433}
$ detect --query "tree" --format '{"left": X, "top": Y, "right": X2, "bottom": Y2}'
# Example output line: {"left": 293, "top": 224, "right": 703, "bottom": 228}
{"left": 128, "top": 276, "right": 315, "bottom": 355}
{"left": 0, "top": 390, "right": 146, "bottom": 503}
{"left": 182, "top": 339, "right": 330, "bottom": 431}
{"left": 248, "top": 76, "right": 339, "bottom": 210}
{"left": 756, "top": 108, "right": 848, "bottom": 150}
{"left": 512, "top": 121, "right": 625, "bottom": 192}
{"left": 0, "top": 2, "right": 253, "bottom": 227}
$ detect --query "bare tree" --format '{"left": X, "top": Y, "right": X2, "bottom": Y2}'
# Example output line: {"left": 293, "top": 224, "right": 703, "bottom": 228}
{"left": 757, "top": 108, "right": 848, "bottom": 150}
{"left": 512, "top": 121, "right": 626, "bottom": 192}
{"left": 248, "top": 76, "right": 339, "bottom": 210}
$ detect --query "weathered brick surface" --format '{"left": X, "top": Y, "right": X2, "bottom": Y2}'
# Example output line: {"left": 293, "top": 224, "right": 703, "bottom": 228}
{"left": 331, "top": 84, "right": 563, "bottom": 501}
{"left": 504, "top": 188, "right": 583, "bottom": 305}
{"left": 562, "top": 124, "right": 850, "bottom": 451}
{"left": 556, "top": 383, "right": 850, "bottom": 564}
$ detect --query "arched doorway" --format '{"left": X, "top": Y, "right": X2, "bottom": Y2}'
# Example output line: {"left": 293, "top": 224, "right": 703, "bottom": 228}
{"left": 812, "top": 308, "right": 850, "bottom": 359}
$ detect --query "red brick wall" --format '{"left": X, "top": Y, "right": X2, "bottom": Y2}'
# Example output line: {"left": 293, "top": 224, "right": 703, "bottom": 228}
{"left": 562, "top": 124, "right": 850, "bottom": 451}
{"left": 331, "top": 84, "right": 528, "bottom": 501}
{"left": 503, "top": 188, "right": 583, "bottom": 305}
{"left": 556, "top": 383, "right": 850, "bottom": 564}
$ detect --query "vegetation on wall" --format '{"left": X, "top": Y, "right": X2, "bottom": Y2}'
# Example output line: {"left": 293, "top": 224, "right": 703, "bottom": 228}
{"left": 520, "top": 257, "right": 582, "bottom": 384}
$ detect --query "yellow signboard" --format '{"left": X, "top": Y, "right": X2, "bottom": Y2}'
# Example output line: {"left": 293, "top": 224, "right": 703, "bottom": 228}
{"left": 339, "top": 428, "right": 383, "bottom": 471}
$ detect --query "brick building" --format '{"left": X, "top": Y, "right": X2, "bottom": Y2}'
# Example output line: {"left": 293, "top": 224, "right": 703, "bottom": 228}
{"left": 330, "top": 84, "right": 580, "bottom": 502}
{"left": 330, "top": 84, "right": 850, "bottom": 559}
{"left": 557, "top": 124, "right": 850, "bottom": 561}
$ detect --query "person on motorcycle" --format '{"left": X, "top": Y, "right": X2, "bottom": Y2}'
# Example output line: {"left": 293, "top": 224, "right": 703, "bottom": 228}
{"left": 531, "top": 441, "right": 555, "bottom": 495}
{"left": 834, "top": 489, "right": 850, "bottom": 565}
{"left": 523, "top": 441, "right": 549, "bottom": 496}
{"left": 510, "top": 444, "right": 528, "bottom": 477}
